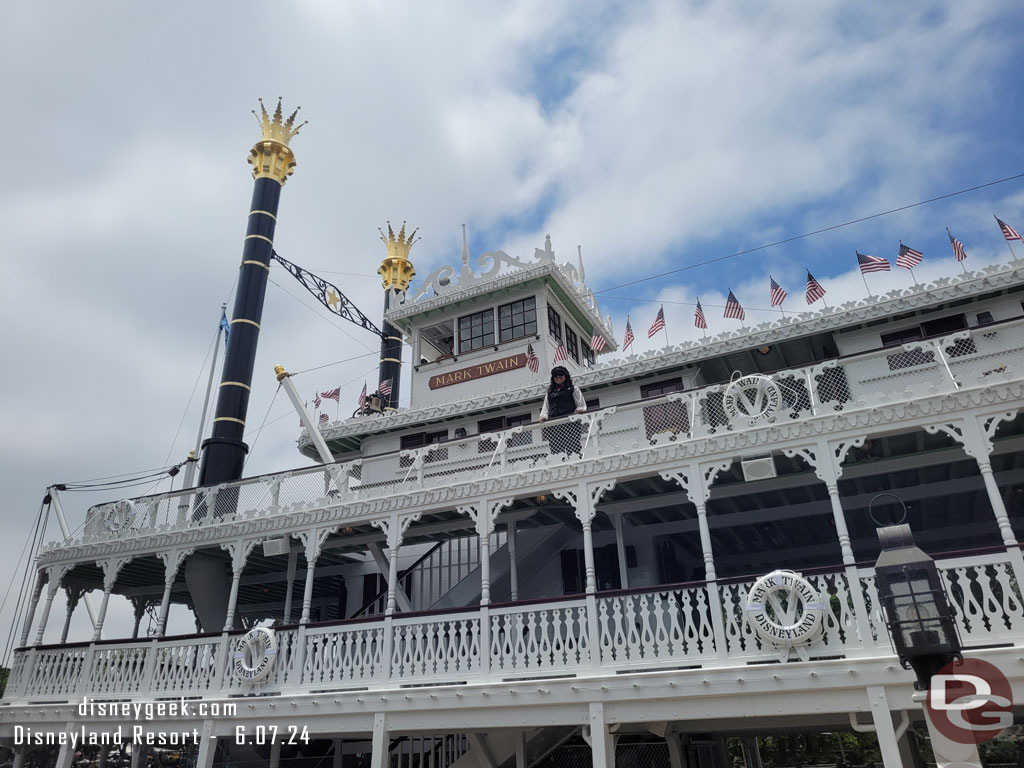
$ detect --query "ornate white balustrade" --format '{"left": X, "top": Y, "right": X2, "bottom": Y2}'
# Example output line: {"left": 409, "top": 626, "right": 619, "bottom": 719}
{"left": 9, "top": 550, "right": 1024, "bottom": 703}
{"left": 54, "top": 319, "right": 1024, "bottom": 551}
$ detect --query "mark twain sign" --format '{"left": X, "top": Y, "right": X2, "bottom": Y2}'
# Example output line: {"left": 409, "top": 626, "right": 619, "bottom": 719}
{"left": 428, "top": 353, "right": 527, "bottom": 389}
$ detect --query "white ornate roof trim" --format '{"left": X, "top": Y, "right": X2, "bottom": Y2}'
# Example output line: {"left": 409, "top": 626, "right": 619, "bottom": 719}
{"left": 386, "top": 235, "right": 614, "bottom": 346}
{"left": 302, "top": 258, "right": 1024, "bottom": 446}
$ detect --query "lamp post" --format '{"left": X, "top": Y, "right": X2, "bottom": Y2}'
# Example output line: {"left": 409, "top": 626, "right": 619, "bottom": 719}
{"left": 871, "top": 493, "right": 982, "bottom": 768}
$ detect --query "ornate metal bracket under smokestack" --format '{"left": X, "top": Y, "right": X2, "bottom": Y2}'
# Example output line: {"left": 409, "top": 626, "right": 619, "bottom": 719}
{"left": 198, "top": 99, "right": 305, "bottom": 487}
{"left": 377, "top": 222, "right": 417, "bottom": 411}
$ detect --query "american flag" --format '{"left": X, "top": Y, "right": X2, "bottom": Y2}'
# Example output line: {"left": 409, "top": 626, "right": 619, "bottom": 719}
{"left": 896, "top": 243, "right": 923, "bottom": 270}
{"left": 378, "top": 378, "right": 393, "bottom": 397}
{"left": 805, "top": 271, "right": 826, "bottom": 304}
{"left": 996, "top": 217, "right": 1022, "bottom": 241}
{"left": 647, "top": 306, "right": 666, "bottom": 338}
{"left": 723, "top": 290, "right": 745, "bottom": 321}
{"left": 769, "top": 276, "right": 787, "bottom": 307}
{"left": 694, "top": 298, "right": 707, "bottom": 329}
{"left": 526, "top": 343, "right": 539, "bottom": 373}
{"left": 321, "top": 388, "right": 340, "bottom": 402}
{"left": 947, "top": 228, "right": 967, "bottom": 262}
{"left": 358, "top": 382, "right": 367, "bottom": 410}
{"left": 553, "top": 344, "right": 568, "bottom": 363}
{"left": 857, "top": 252, "right": 890, "bottom": 273}
{"left": 313, "top": 395, "right": 321, "bottom": 409}
{"left": 622, "top": 317, "right": 635, "bottom": 352}
{"left": 590, "top": 333, "right": 607, "bottom": 352}
{"left": 318, "top": 413, "right": 328, "bottom": 426}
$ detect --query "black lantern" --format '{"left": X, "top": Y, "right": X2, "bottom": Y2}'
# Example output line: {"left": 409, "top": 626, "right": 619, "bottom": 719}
{"left": 874, "top": 522, "right": 962, "bottom": 689}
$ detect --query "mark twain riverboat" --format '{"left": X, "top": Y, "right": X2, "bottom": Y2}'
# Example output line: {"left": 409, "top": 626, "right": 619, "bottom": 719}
{"left": 3, "top": 102, "right": 1024, "bottom": 768}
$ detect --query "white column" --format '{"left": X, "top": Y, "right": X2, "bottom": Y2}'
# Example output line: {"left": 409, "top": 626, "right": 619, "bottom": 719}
{"left": 269, "top": 741, "right": 282, "bottom": 768}
{"left": 221, "top": 541, "right": 255, "bottom": 631}
{"left": 508, "top": 521, "right": 520, "bottom": 602}
{"left": 928, "top": 415, "right": 1024, "bottom": 583}
{"left": 300, "top": 553, "right": 319, "bottom": 624}
{"left": 332, "top": 739, "right": 342, "bottom": 768}
{"left": 223, "top": 567, "right": 244, "bottom": 632}
{"left": 194, "top": 720, "right": 217, "bottom": 768}
{"left": 866, "top": 685, "right": 907, "bottom": 768}
{"left": 370, "top": 712, "right": 389, "bottom": 768}
{"left": 587, "top": 703, "right": 614, "bottom": 768}
{"left": 385, "top": 539, "right": 401, "bottom": 616}
{"left": 36, "top": 576, "right": 64, "bottom": 645}
{"left": 12, "top": 747, "right": 25, "bottom": 768}
{"left": 514, "top": 731, "right": 527, "bottom": 768}
{"left": 19, "top": 572, "right": 46, "bottom": 647}
{"left": 156, "top": 549, "right": 191, "bottom": 638}
{"left": 611, "top": 513, "right": 629, "bottom": 589}
{"left": 787, "top": 441, "right": 877, "bottom": 650}
{"left": 156, "top": 575, "right": 175, "bottom": 638}
{"left": 480, "top": 530, "right": 492, "bottom": 606}
{"left": 283, "top": 547, "right": 298, "bottom": 622}
{"left": 93, "top": 559, "right": 128, "bottom": 642}
{"left": 60, "top": 587, "right": 83, "bottom": 644}
{"left": 54, "top": 723, "right": 76, "bottom": 768}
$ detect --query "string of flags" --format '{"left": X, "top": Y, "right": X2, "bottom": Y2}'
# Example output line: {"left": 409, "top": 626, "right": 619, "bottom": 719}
{"left": 613, "top": 216, "right": 1020, "bottom": 346}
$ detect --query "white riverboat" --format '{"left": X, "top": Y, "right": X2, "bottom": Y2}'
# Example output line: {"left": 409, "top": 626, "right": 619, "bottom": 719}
{"left": 3, "top": 105, "right": 1024, "bottom": 768}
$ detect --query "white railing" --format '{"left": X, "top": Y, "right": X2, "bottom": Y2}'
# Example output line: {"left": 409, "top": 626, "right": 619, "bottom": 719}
{"left": 9, "top": 550, "right": 1023, "bottom": 703}
{"left": 59, "top": 319, "right": 1024, "bottom": 550}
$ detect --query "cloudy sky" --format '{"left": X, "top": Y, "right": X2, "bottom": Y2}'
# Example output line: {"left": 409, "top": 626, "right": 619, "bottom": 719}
{"left": 2, "top": 1, "right": 1023, "bottom": 644}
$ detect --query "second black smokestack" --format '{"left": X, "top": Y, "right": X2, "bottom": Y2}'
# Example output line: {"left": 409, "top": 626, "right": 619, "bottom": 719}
{"left": 376, "top": 222, "right": 417, "bottom": 411}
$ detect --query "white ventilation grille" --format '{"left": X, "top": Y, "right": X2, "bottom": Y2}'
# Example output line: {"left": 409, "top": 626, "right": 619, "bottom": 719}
{"left": 262, "top": 537, "right": 290, "bottom": 557}
{"left": 741, "top": 456, "right": 777, "bottom": 482}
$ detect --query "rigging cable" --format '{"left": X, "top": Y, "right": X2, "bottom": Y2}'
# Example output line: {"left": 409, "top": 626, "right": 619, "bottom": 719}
{"left": 591, "top": 171, "right": 1024, "bottom": 296}
{"left": 1, "top": 498, "right": 47, "bottom": 666}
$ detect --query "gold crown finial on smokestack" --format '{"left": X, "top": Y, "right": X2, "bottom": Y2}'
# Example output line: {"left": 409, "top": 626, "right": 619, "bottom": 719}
{"left": 378, "top": 221, "right": 418, "bottom": 292}
{"left": 248, "top": 98, "right": 307, "bottom": 184}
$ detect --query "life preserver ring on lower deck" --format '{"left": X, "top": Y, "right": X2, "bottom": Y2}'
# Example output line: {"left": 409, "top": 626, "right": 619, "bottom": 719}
{"left": 744, "top": 569, "right": 824, "bottom": 648}
{"left": 231, "top": 626, "right": 277, "bottom": 683}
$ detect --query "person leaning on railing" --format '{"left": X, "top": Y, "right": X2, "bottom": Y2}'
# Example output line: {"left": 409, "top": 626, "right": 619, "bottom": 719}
{"left": 538, "top": 365, "right": 587, "bottom": 455}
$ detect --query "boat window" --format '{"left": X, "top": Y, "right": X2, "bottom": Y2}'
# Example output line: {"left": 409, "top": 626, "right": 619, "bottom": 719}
{"left": 547, "top": 306, "right": 562, "bottom": 341}
{"left": 581, "top": 341, "right": 595, "bottom": 367}
{"left": 880, "top": 327, "right": 923, "bottom": 347}
{"left": 400, "top": 430, "right": 448, "bottom": 450}
{"left": 920, "top": 313, "right": 967, "bottom": 337}
{"left": 498, "top": 297, "right": 537, "bottom": 342}
{"left": 420, "top": 321, "right": 455, "bottom": 363}
{"left": 458, "top": 309, "right": 495, "bottom": 353}
{"left": 565, "top": 326, "right": 580, "bottom": 362}
{"left": 640, "top": 378, "right": 684, "bottom": 398}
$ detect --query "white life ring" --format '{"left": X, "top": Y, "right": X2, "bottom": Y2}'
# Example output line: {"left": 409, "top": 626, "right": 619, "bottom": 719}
{"left": 745, "top": 570, "right": 824, "bottom": 648}
{"left": 231, "top": 626, "right": 277, "bottom": 683}
{"left": 103, "top": 500, "right": 140, "bottom": 533}
{"left": 723, "top": 374, "right": 782, "bottom": 426}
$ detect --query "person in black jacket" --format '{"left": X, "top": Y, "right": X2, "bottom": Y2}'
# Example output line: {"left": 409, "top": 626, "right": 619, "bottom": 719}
{"left": 539, "top": 366, "right": 586, "bottom": 455}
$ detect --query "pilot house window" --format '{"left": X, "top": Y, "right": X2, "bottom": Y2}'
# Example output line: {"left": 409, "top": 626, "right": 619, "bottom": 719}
{"left": 459, "top": 309, "right": 494, "bottom": 353}
{"left": 498, "top": 298, "right": 537, "bottom": 342}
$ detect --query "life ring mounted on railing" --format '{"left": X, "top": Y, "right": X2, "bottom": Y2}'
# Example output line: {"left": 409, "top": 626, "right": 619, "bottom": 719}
{"left": 723, "top": 373, "right": 783, "bottom": 426}
{"left": 231, "top": 626, "right": 277, "bottom": 684}
{"left": 745, "top": 569, "right": 825, "bottom": 649}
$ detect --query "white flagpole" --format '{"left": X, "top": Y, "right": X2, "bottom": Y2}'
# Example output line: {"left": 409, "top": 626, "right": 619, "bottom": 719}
{"left": 996, "top": 216, "right": 1021, "bottom": 261}
{"left": 900, "top": 241, "right": 920, "bottom": 285}
{"left": 947, "top": 228, "right": 968, "bottom": 273}
{"left": 859, "top": 255, "right": 874, "bottom": 298}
